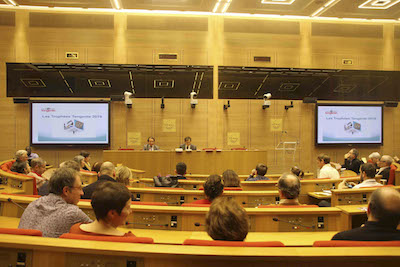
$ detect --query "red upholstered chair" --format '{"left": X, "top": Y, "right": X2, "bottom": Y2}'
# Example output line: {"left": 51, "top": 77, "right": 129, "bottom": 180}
{"left": 313, "top": 240, "right": 400, "bottom": 247}
{"left": 0, "top": 160, "right": 15, "bottom": 171}
{"left": 59, "top": 233, "right": 154, "bottom": 244}
{"left": 0, "top": 228, "right": 42, "bottom": 236}
{"left": 223, "top": 187, "right": 243, "bottom": 191}
{"left": 183, "top": 239, "right": 284, "bottom": 247}
{"left": 257, "top": 205, "right": 319, "bottom": 208}
{"left": 388, "top": 164, "right": 397, "bottom": 185}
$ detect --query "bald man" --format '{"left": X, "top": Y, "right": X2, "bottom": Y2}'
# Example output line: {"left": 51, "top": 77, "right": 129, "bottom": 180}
{"left": 277, "top": 173, "right": 301, "bottom": 206}
{"left": 82, "top": 162, "right": 116, "bottom": 199}
{"left": 332, "top": 187, "right": 400, "bottom": 241}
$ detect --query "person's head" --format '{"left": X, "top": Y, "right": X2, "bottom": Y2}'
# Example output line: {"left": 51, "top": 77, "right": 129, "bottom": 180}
{"left": 49, "top": 167, "right": 82, "bottom": 205}
{"left": 360, "top": 163, "right": 376, "bottom": 181}
{"left": 92, "top": 161, "right": 103, "bottom": 173}
{"left": 116, "top": 165, "right": 132, "bottom": 186}
{"left": 15, "top": 150, "right": 28, "bottom": 162}
{"left": 203, "top": 175, "right": 224, "bottom": 202}
{"left": 367, "top": 187, "right": 400, "bottom": 228}
{"left": 255, "top": 163, "right": 268, "bottom": 176}
{"left": 147, "top": 137, "right": 155, "bottom": 146}
{"left": 184, "top": 136, "right": 191, "bottom": 146}
{"left": 222, "top": 169, "right": 240, "bottom": 187}
{"left": 91, "top": 182, "right": 132, "bottom": 227}
{"left": 175, "top": 162, "right": 187, "bottom": 176}
{"left": 73, "top": 155, "right": 85, "bottom": 169}
{"left": 369, "top": 152, "right": 381, "bottom": 164}
{"left": 11, "top": 161, "right": 29, "bottom": 174}
{"left": 317, "top": 154, "right": 330, "bottom": 168}
{"left": 25, "top": 146, "right": 32, "bottom": 156}
{"left": 379, "top": 155, "right": 393, "bottom": 168}
{"left": 59, "top": 160, "right": 80, "bottom": 171}
{"left": 291, "top": 166, "right": 304, "bottom": 179}
{"left": 100, "top": 162, "right": 116, "bottom": 177}
{"left": 277, "top": 173, "right": 301, "bottom": 200}
{"left": 80, "top": 151, "right": 91, "bottom": 163}
{"left": 206, "top": 197, "right": 248, "bottom": 241}
{"left": 30, "top": 158, "right": 46, "bottom": 176}
{"left": 349, "top": 148, "right": 359, "bottom": 159}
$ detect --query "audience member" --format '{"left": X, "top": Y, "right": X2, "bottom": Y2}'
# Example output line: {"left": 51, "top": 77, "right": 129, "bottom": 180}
{"left": 332, "top": 187, "right": 400, "bottom": 241}
{"left": 28, "top": 158, "right": 48, "bottom": 188}
{"left": 342, "top": 148, "right": 362, "bottom": 174}
{"left": 73, "top": 155, "right": 85, "bottom": 170}
{"left": 15, "top": 149, "right": 28, "bottom": 162}
{"left": 338, "top": 163, "right": 383, "bottom": 189}
{"left": 222, "top": 169, "right": 241, "bottom": 187}
{"left": 192, "top": 174, "right": 224, "bottom": 205}
{"left": 170, "top": 162, "right": 187, "bottom": 179}
{"left": 80, "top": 151, "right": 91, "bottom": 171}
{"left": 82, "top": 162, "right": 116, "bottom": 199}
{"left": 206, "top": 197, "right": 249, "bottom": 241}
{"left": 69, "top": 182, "right": 134, "bottom": 237}
{"left": 10, "top": 161, "right": 29, "bottom": 174}
{"left": 91, "top": 161, "right": 103, "bottom": 174}
{"left": 377, "top": 155, "right": 393, "bottom": 180}
{"left": 368, "top": 152, "right": 381, "bottom": 170}
{"left": 18, "top": 167, "right": 91, "bottom": 237}
{"left": 143, "top": 137, "right": 159, "bottom": 151}
{"left": 180, "top": 136, "right": 197, "bottom": 151}
{"left": 317, "top": 154, "right": 339, "bottom": 179}
{"left": 246, "top": 163, "right": 269, "bottom": 181}
{"left": 116, "top": 165, "right": 132, "bottom": 186}
{"left": 277, "top": 173, "right": 301, "bottom": 206}
{"left": 291, "top": 166, "right": 304, "bottom": 179}
{"left": 25, "top": 146, "right": 39, "bottom": 161}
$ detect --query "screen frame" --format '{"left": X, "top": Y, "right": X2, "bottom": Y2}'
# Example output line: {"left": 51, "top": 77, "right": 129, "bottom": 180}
{"left": 315, "top": 103, "right": 384, "bottom": 146}
{"left": 30, "top": 100, "right": 111, "bottom": 147}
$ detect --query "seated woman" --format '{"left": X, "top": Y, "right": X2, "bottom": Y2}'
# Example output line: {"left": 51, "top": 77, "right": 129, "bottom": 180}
{"left": 10, "top": 161, "right": 29, "bottom": 175}
{"left": 80, "top": 151, "right": 91, "bottom": 171}
{"left": 116, "top": 165, "right": 132, "bottom": 186}
{"left": 290, "top": 166, "right": 304, "bottom": 179}
{"left": 206, "top": 197, "right": 249, "bottom": 241}
{"left": 73, "top": 155, "right": 85, "bottom": 170}
{"left": 192, "top": 174, "right": 224, "bottom": 205}
{"left": 222, "top": 169, "right": 241, "bottom": 189}
{"left": 69, "top": 182, "right": 134, "bottom": 237}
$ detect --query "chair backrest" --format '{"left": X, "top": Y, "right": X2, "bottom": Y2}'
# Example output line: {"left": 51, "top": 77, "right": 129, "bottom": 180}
{"left": 1, "top": 193, "right": 41, "bottom": 198}
{"left": 257, "top": 205, "right": 318, "bottom": 208}
{"left": 223, "top": 187, "right": 243, "bottom": 191}
{"left": 59, "top": 233, "right": 154, "bottom": 244}
{"left": 388, "top": 164, "right": 397, "bottom": 185}
{"left": 0, "top": 228, "right": 42, "bottom": 236}
{"left": 313, "top": 240, "right": 400, "bottom": 247}
{"left": 183, "top": 239, "right": 284, "bottom": 247}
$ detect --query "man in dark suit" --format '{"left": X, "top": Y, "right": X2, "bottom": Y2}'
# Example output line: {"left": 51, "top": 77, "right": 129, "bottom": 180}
{"left": 143, "top": 136, "right": 160, "bottom": 151}
{"left": 376, "top": 155, "right": 393, "bottom": 180}
{"left": 180, "top": 136, "right": 197, "bottom": 150}
{"left": 342, "top": 148, "right": 362, "bottom": 174}
{"left": 332, "top": 187, "right": 400, "bottom": 241}
{"left": 82, "top": 162, "right": 116, "bottom": 199}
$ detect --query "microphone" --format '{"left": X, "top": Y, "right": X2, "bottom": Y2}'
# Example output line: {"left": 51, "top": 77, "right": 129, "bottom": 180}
{"left": 7, "top": 198, "right": 26, "bottom": 211}
{"left": 194, "top": 222, "right": 205, "bottom": 227}
{"left": 125, "top": 222, "right": 169, "bottom": 228}
{"left": 272, "top": 217, "right": 315, "bottom": 229}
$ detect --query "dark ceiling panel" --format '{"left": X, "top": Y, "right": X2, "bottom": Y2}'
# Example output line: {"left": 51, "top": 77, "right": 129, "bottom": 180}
{"left": 127, "top": 15, "right": 208, "bottom": 31}
{"left": 224, "top": 18, "right": 299, "bottom": 34}
{"left": 312, "top": 22, "right": 383, "bottom": 38}
{"left": 29, "top": 12, "right": 114, "bottom": 29}
{"left": 0, "top": 10, "right": 15, "bottom": 26}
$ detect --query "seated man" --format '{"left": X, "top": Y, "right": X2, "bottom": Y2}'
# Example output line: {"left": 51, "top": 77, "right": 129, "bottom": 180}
{"left": 80, "top": 151, "right": 91, "bottom": 171}
{"left": 25, "top": 146, "right": 39, "bottom": 161}
{"left": 15, "top": 149, "right": 29, "bottom": 163}
{"left": 246, "top": 163, "right": 269, "bottom": 181}
{"left": 143, "top": 136, "right": 159, "bottom": 151}
{"left": 28, "top": 157, "right": 48, "bottom": 189}
{"left": 74, "top": 155, "right": 85, "bottom": 170}
{"left": 338, "top": 163, "right": 383, "bottom": 189}
{"left": 206, "top": 197, "right": 249, "bottom": 241}
{"left": 170, "top": 162, "right": 187, "bottom": 180}
{"left": 317, "top": 154, "right": 339, "bottom": 179}
{"left": 10, "top": 161, "right": 29, "bottom": 175}
{"left": 377, "top": 155, "right": 393, "bottom": 180}
{"left": 332, "top": 187, "right": 400, "bottom": 241}
{"left": 342, "top": 148, "right": 362, "bottom": 174}
{"left": 277, "top": 173, "right": 302, "bottom": 206}
{"left": 192, "top": 174, "right": 224, "bottom": 205}
{"left": 368, "top": 152, "right": 381, "bottom": 170}
{"left": 180, "top": 136, "right": 197, "bottom": 151}
{"left": 291, "top": 166, "right": 304, "bottom": 179}
{"left": 18, "top": 167, "right": 92, "bottom": 237}
{"left": 82, "top": 162, "right": 116, "bottom": 199}
{"left": 70, "top": 182, "right": 134, "bottom": 237}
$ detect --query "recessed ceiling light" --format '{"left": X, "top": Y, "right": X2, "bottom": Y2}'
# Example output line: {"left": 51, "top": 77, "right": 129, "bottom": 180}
{"left": 261, "top": 0, "right": 296, "bottom": 5}
{"left": 359, "top": 0, "right": 400, "bottom": 9}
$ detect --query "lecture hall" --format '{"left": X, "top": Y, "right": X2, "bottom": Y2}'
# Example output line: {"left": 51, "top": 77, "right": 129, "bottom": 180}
{"left": 0, "top": 0, "right": 400, "bottom": 266}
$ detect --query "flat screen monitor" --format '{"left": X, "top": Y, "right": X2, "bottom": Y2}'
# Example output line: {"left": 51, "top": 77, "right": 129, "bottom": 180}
{"left": 31, "top": 101, "right": 110, "bottom": 146}
{"left": 316, "top": 104, "right": 383, "bottom": 145}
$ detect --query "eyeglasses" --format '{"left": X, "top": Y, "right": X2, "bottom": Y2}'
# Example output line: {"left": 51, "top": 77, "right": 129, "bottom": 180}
{"left": 69, "top": 185, "right": 83, "bottom": 191}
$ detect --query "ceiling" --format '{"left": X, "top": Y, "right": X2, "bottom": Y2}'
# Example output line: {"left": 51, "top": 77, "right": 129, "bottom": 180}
{"left": 1, "top": 0, "right": 400, "bottom": 20}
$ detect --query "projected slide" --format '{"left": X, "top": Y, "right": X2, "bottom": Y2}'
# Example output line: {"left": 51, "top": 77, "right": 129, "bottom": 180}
{"left": 31, "top": 102, "right": 109, "bottom": 145}
{"left": 317, "top": 105, "right": 382, "bottom": 145}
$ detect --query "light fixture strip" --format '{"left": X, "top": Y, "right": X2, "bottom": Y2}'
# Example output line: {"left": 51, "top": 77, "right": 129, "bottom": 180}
{"left": 212, "top": 1, "right": 221, "bottom": 13}
{"left": 311, "top": 7, "right": 325, "bottom": 17}
{"left": 324, "top": 0, "right": 337, "bottom": 7}
{"left": 4, "top": 0, "right": 18, "bottom": 6}
{"left": 112, "top": 0, "right": 121, "bottom": 10}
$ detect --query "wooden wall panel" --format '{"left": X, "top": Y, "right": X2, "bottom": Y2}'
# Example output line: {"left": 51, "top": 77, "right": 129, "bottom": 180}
{"left": 248, "top": 50, "right": 276, "bottom": 67}
{"left": 223, "top": 49, "right": 247, "bottom": 66}
{"left": 29, "top": 46, "right": 57, "bottom": 63}
{"left": 87, "top": 47, "right": 114, "bottom": 64}
{"left": 223, "top": 100, "right": 250, "bottom": 149}
{"left": 57, "top": 47, "right": 87, "bottom": 63}
{"left": 182, "top": 49, "right": 208, "bottom": 65}
{"left": 127, "top": 47, "right": 153, "bottom": 64}
{"left": 153, "top": 48, "right": 182, "bottom": 65}
{"left": 249, "top": 100, "right": 275, "bottom": 150}
{"left": 335, "top": 54, "right": 359, "bottom": 69}
{"left": 276, "top": 51, "right": 300, "bottom": 68}
{"left": 153, "top": 99, "right": 182, "bottom": 149}
{"left": 359, "top": 55, "right": 383, "bottom": 70}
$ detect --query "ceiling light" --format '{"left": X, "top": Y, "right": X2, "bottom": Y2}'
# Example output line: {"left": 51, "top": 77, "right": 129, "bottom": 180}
{"left": 261, "top": 0, "right": 296, "bottom": 4}
{"left": 311, "top": 7, "right": 325, "bottom": 17}
{"left": 4, "top": 0, "right": 18, "bottom": 6}
{"left": 359, "top": 0, "right": 400, "bottom": 9}
{"left": 324, "top": 0, "right": 338, "bottom": 7}
{"left": 212, "top": 1, "right": 221, "bottom": 13}
{"left": 112, "top": 0, "right": 121, "bottom": 10}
